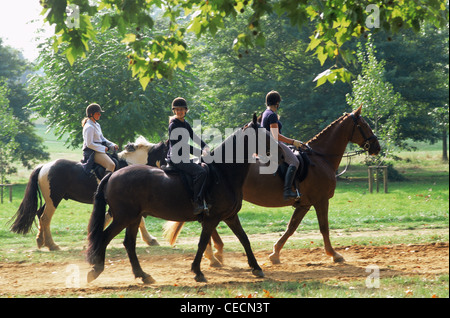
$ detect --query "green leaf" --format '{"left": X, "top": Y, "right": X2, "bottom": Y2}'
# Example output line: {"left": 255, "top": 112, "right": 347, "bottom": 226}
{"left": 315, "top": 46, "right": 327, "bottom": 66}
{"left": 122, "top": 33, "right": 137, "bottom": 44}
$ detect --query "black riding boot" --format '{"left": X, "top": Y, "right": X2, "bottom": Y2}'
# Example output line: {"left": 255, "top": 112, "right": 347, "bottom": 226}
{"left": 283, "top": 165, "right": 298, "bottom": 200}
{"left": 192, "top": 170, "right": 208, "bottom": 216}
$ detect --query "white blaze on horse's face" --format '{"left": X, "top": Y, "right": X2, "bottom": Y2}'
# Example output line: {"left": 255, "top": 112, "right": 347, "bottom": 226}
{"left": 119, "top": 136, "right": 154, "bottom": 166}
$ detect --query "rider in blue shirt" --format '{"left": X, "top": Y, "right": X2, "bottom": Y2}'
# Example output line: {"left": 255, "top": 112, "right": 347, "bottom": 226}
{"left": 261, "top": 91, "right": 302, "bottom": 200}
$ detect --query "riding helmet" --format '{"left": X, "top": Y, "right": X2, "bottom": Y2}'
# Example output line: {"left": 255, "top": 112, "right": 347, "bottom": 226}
{"left": 86, "top": 103, "right": 104, "bottom": 117}
{"left": 266, "top": 91, "right": 282, "bottom": 106}
{"left": 171, "top": 97, "right": 188, "bottom": 109}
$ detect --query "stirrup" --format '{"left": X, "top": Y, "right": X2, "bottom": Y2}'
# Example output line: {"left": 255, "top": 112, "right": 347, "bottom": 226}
{"left": 295, "top": 189, "right": 302, "bottom": 201}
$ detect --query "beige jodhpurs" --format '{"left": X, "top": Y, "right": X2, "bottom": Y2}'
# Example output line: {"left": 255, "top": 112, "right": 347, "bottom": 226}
{"left": 94, "top": 152, "right": 116, "bottom": 172}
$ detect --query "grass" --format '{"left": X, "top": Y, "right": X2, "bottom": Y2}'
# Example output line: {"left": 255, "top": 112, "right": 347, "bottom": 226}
{"left": 0, "top": 122, "right": 448, "bottom": 297}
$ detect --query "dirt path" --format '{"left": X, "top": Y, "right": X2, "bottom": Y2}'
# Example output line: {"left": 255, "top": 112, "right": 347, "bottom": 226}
{"left": 0, "top": 233, "right": 447, "bottom": 297}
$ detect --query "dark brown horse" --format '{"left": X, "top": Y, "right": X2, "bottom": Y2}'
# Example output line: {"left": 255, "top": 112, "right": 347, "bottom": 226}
{"left": 86, "top": 115, "right": 279, "bottom": 283}
{"left": 163, "top": 106, "right": 380, "bottom": 265}
{"left": 9, "top": 137, "right": 161, "bottom": 250}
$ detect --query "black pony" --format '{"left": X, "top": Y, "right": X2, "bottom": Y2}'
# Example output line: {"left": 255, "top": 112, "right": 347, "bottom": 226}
{"left": 86, "top": 115, "right": 278, "bottom": 283}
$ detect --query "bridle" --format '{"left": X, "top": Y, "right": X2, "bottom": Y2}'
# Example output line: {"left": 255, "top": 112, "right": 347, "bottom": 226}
{"left": 350, "top": 113, "right": 378, "bottom": 151}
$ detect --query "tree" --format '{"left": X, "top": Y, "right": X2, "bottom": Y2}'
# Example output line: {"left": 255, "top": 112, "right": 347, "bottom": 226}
{"left": 39, "top": 0, "right": 448, "bottom": 89}
{"left": 375, "top": 25, "right": 449, "bottom": 160}
{"left": 186, "top": 14, "right": 352, "bottom": 141}
{"left": 29, "top": 21, "right": 195, "bottom": 149}
{"left": 0, "top": 81, "right": 20, "bottom": 184}
{"left": 0, "top": 38, "right": 49, "bottom": 169}
{"left": 346, "top": 33, "right": 406, "bottom": 160}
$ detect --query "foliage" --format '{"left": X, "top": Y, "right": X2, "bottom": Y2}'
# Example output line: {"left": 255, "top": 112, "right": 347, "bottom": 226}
{"left": 39, "top": 0, "right": 449, "bottom": 89}
{"left": 346, "top": 33, "right": 407, "bottom": 162}
{"left": 0, "top": 39, "right": 49, "bottom": 169}
{"left": 0, "top": 81, "right": 19, "bottom": 183}
{"left": 187, "top": 14, "right": 351, "bottom": 141}
{"left": 29, "top": 22, "right": 195, "bottom": 149}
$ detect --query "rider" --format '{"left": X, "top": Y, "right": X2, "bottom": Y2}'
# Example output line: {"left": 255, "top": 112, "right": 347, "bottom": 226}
{"left": 81, "top": 103, "right": 118, "bottom": 174}
{"left": 167, "top": 97, "right": 210, "bottom": 215}
{"left": 261, "top": 91, "right": 302, "bottom": 200}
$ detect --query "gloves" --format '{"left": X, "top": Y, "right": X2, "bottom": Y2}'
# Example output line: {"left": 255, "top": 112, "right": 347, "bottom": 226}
{"left": 292, "top": 140, "right": 302, "bottom": 148}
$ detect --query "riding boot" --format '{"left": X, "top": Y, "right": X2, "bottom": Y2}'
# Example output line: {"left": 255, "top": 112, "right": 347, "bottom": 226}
{"left": 283, "top": 165, "right": 298, "bottom": 200}
{"left": 192, "top": 200, "right": 205, "bottom": 215}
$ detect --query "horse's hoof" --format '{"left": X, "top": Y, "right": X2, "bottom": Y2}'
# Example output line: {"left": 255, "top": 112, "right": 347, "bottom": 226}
{"left": 48, "top": 244, "right": 61, "bottom": 251}
{"left": 194, "top": 274, "right": 207, "bottom": 283}
{"left": 209, "top": 258, "right": 223, "bottom": 268}
{"left": 142, "top": 275, "right": 156, "bottom": 284}
{"left": 333, "top": 253, "right": 345, "bottom": 263}
{"left": 87, "top": 270, "right": 100, "bottom": 283}
{"left": 36, "top": 238, "right": 44, "bottom": 249}
{"left": 148, "top": 239, "right": 160, "bottom": 246}
{"left": 268, "top": 253, "right": 281, "bottom": 264}
{"left": 252, "top": 269, "right": 265, "bottom": 278}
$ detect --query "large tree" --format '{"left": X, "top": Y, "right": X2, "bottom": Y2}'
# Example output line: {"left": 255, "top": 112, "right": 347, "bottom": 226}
{"left": 29, "top": 22, "right": 195, "bottom": 149}
{"left": 0, "top": 38, "right": 49, "bottom": 169}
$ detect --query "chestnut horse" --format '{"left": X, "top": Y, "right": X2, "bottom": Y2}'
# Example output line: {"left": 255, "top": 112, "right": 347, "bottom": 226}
{"left": 10, "top": 137, "right": 160, "bottom": 250}
{"left": 86, "top": 116, "right": 279, "bottom": 283}
{"left": 163, "top": 106, "right": 380, "bottom": 265}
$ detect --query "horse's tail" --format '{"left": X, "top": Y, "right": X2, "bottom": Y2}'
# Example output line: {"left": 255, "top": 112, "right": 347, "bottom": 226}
{"left": 10, "top": 166, "right": 44, "bottom": 234}
{"left": 163, "top": 221, "right": 185, "bottom": 246}
{"left": 86, "top": 172, "right": 112, "bottom": 265}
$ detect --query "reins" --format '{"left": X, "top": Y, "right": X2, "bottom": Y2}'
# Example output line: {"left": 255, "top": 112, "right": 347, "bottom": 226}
{"left": 295, "top": 112, "right": 376, "bottom": 178}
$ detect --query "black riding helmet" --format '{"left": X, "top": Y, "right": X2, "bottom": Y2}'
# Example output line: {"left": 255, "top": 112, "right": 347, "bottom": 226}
{"left": 171, "top": 97, "right": 188, "bottom": 109}
{"left": 86, "top": 103, "right": 104, "bottom": 117}
{"left": 265, "top": 90, "right": 282, "bottom": 106}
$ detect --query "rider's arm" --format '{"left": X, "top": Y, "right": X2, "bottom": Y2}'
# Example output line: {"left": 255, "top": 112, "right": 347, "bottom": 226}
{"left": 270, "top": 123, "right": 294, "bottom": 145}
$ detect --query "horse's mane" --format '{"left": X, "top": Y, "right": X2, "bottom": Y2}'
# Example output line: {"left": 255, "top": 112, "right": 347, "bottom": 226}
{"left": 307, "top": 113, "right": 349, "bottom": 144}
{"left": 134, "top": 136, "right": 156, "bottom": 148}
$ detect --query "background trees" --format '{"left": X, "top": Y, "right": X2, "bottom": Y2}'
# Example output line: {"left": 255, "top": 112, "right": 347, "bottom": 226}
{"left": 0, "top": 39, "right": 49, "bottom": 176}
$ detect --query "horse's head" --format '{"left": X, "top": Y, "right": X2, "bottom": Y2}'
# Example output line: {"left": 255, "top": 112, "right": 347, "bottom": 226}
{"left": 349, "top": 106, "right": 381, "bottom": 155}
{"left": 119, "top": 136, "right": 159, "bottom": 166}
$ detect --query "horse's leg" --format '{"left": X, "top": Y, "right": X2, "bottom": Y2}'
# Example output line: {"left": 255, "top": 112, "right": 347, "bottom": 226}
{"left": 103, "top": 212, "right": 112, "bottom": 229}
{"left": 269, "top": 205, "right": 311, "bottom": 264}
{"left": 191, "top": 219, "right": 220, "bottom": 282}
{"left": 224, "top": 215, "right": 264, "bottom": 278}
{"left": 124, "top": 219, "right": 155, "bottom": 284}
{"left": 138, "top": 217, "right": 160, "bottom": 246}
{"left": 87, "top": 218, "right": 126, "bottom": 283}
{"left": 211, "top": 228, "right": 224, "bottom": 264}
{"left": 37, "top": 200, "right": 61, "bottom": 251}
{"left": 204, "top": 238, "right": 222, "bottom": 267}
{"left": 314, "top": 199, "right": 345, "bottom": 263}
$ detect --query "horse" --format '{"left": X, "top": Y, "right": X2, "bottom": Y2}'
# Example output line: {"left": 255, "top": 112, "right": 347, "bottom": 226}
{"left": 9, "top": 136, "right": 162, "bottom": 251}
{"left": 161, "top": 105, "right": 380, "bottom": 265}
{"left": 86, "top": 115, "right": 278, "bottom": 283}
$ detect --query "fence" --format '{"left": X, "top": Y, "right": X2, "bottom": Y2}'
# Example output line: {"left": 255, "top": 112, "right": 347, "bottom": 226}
{"left": 0, "top": 184, "right": 13, "bottom": 203}
{"left": 368, "top": 166, "right": 388, "bottom": 193}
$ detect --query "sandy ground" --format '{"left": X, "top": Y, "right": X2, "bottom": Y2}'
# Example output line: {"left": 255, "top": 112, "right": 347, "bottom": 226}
{"left": 0, "top": 229, "right": 447, "bottom": 297}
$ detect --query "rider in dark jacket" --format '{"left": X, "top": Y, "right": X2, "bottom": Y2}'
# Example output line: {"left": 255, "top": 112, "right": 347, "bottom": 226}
{"left": 167, "top": 97, "right": 210, "bottom": 215}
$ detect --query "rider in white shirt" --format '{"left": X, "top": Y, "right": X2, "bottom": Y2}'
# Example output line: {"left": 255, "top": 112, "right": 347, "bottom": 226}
{"left": 82, "top": 103, "right": 118, "bottom": 173}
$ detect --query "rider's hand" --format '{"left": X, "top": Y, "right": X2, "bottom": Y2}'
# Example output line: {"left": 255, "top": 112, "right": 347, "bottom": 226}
{"left": 292, "top": 140, "right": 302, "bottom": 148}
{"left": 202, "top": 146, "right": 210, "bottom": 156}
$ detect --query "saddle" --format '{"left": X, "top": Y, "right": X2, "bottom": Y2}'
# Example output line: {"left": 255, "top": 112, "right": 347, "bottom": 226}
{"left": 276, "top": 148, "right": 311, "bottom": 184}
{"left": 81, "top": 149, "right": 119, "bottom": 180}
{"left": 161, "top": 159, "right": 217, "bottom": 203}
